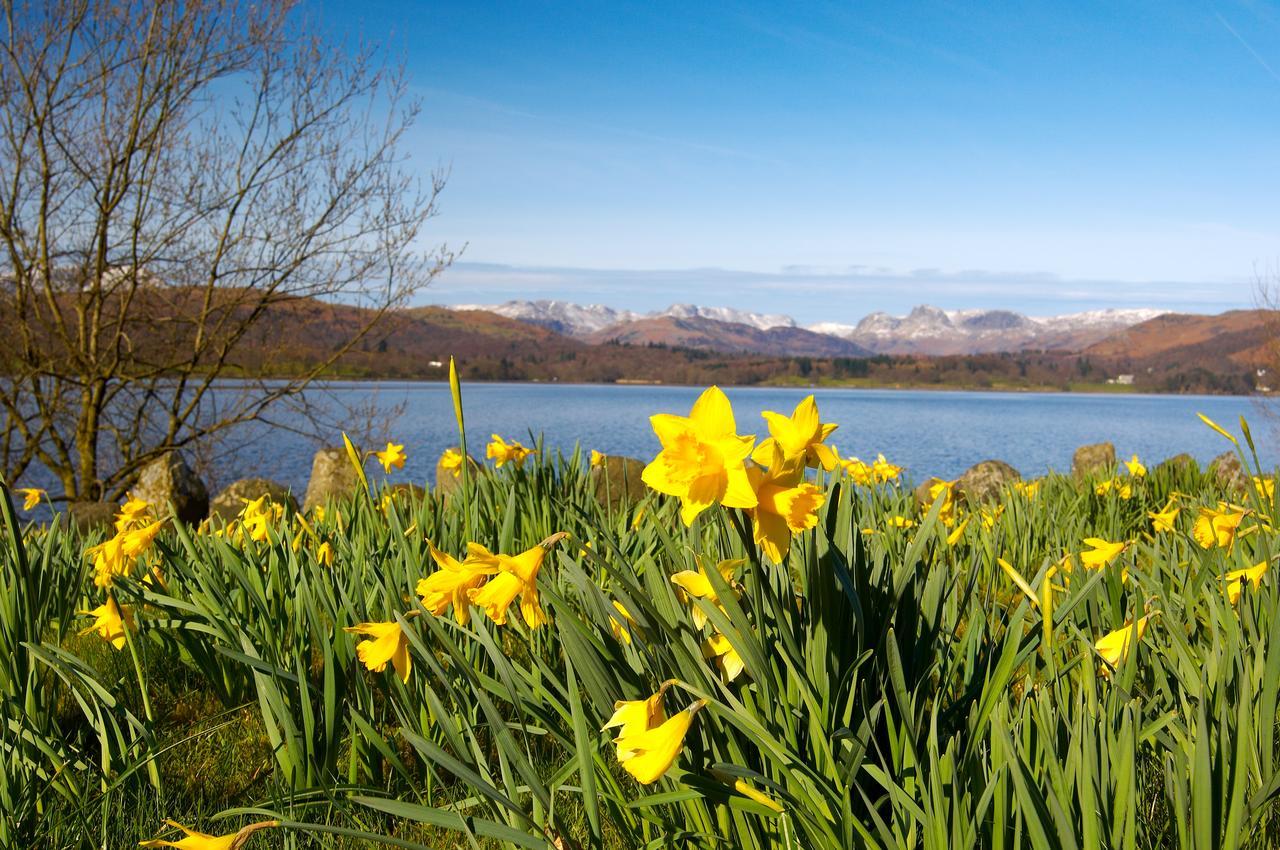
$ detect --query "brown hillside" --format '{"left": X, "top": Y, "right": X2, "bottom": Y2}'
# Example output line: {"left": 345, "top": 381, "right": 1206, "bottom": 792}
{"left": 1084, "top": 310, "right": 1277, "bottom": 367}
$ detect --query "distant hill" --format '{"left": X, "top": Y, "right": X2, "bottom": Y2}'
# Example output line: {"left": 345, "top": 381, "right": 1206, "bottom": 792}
{"left": 585, "top": 315, "right": 873, "bottom": 357}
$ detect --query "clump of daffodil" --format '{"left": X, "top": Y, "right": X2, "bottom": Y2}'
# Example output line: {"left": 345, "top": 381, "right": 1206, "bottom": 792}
{"left": 85, "top": 518, "right": 165, "bottom": 588}
{"left": 345, "top": 613, "right": 418, "bottom": 683}
{"left": 752, "top": 394, "right": 839, "bottom": 471}
{"left": 15, "top": 487, "right": 45, "bottom": 511}
{"left": 918, "top": 478, "right": 958, "bottom": 526}
{"left": 238, "top": 495, "right": 283, "bottom": 544}
{"left": 467, "top": 533, "right": 567, "bottom": 628}
{"left": 1149, "top": 499, "right": 1180, "bottom": 533}
{"left": 607, "top": 683, "right": 706, "bottom": 785}
{"left": 1193, "top": 503, "right": 1248, "bottom": 550}
{"left": 1254, "top": 476, "right": 1275, "bottom": 501}
{"left": 486, "top": 434, "right": 535, "bottom": 468}
{"left": 641, "top": 386, "right": 757, "bottom": 525}
{"left": 979, "top": 504, "right": 1004, "bottom": 529}
{"left": 671, "top": 558, "right": 742, "bottom": 629}
{"left": 844, "top": 453, "right": 903, "bottom": 486}
{"left": 887, "top": 515, "right": 916, "bottom": 529}
{"left": 1012, "top": 479, "right": 1041, "bottom": 500}
{"left": 140, "top": 818, "right": 279, "bottom": 849}
{"left": 78, "top": 595, "right": 133, "bottom": 650}
{"left": 1223, "top": 561, "right": 1268, "bottom": 605}
{"left": 590, "top": 449, "right": 606, "bottom": 468}
{"left": 745, "top": 445, "right": 825, "bottom": 563}
{"left": 1095, "top": 477, "right": 1132, "bottom": 500}
{"left": 1094, "top": 615, "right": 1151, "bottom": 675}
{"left": 114, "top": 493, "right": 153, "bottom": 532}
{"left": 374, "top": 441, "right": 406, "bottom": 474}
{"left": 416, "top": 541, "right": 499, "bottom": 625}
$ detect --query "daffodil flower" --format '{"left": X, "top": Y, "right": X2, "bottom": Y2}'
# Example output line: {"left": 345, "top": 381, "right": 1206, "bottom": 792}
{"left": 670, "top": 558, "right": 742, "bottom": 629}
{"left": 15, "top": 487, "right": 45, "bottom": 511}
{"left": 345, "top": 618, "right": 413, "bottom": 683}
{"left": 1193, "top": 503, "right": 1248, "bottom": 549}
{"left": 1125, "top": 454, "right": 1146, "bottom": 477}
{"left": 590, "top": 449, "right": 606, "bottom": 468}
{"left": 609, "top": 599, "right": 638, "bottom": 645}
{"left": 486, "top": 434, "right": 535, "bottom": 468}
{"left": 1254, "top": 476, "right": 1275, "bottom": 501}
{"left": 1095, "top": 616, "right": 1150, "bottom": 675}
{"left": 439, "top": 447, "right": 465, "bottom": 478}
{"left": 1148, "top": 501, "right": 1180, "bottom": 533}
{"left": 702, "top": 630, "right": 745, "bottom": 681}
{"left": 1223, "top": 561, "right": 1268, "bottom": 605}
{"left": 114, "top": 493, "right": 152, "bottom": 532}
{"left": 871, "top": 454, "right": 903, "bottom": 483}
{"left": 745, "top": 446, "right": 825, "bottom": 563}
{"left": 603, "top": 681, "right": 673, "bottom": 755}
{"left": 375, "top": 441, "right": 406, "bottom": 474}
{"left": 417, "top": 541, "right": 498, "bottom": 624}
{"left": 751, "top": 394, "right": 839, "bottom": 471}
{"left": 78, "top": 596, "right": 133, "bottom": 650}
{"left": 140, "top": 818, "right": 279, "bottom": 849}
{"left": 1079, "top": 538, "right": 1126, "bottom": 570}
{"left": 614, "top": 699, "right": 706, "bottom": 785}
{"left": 316, "top": 541, "right": 334, "bottom": 567}
{"left": 641, "top": 386, "right": 757, "bottom": 525}
{"left": 467, "top": 533, "right": 567, "bottom": 628}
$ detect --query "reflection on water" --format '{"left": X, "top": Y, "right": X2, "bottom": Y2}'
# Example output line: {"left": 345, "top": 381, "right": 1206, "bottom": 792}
{"left": 203, "top": 383, "right": 1277, "bottom": 494}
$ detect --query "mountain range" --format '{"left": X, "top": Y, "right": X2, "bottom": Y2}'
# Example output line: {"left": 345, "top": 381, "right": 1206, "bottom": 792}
{"left": 448, "top": 300, "right": 1166, "bottom": 357}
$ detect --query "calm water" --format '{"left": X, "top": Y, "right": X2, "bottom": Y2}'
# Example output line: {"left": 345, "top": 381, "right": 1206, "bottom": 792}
{"left": 206, "top": 383, "right": 1277, "bottom": 494}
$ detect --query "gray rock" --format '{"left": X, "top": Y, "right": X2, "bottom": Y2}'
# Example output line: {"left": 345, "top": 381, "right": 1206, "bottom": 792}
{"left": 1209, "top": 452, "right": 1249, "bottom": 495}
{"left": 209, "top": 478, "right": 297, "bottom": 521}
{"left": 131, "top": 452, "right": 208, "bottom": 523}
{"left": 434, "top": 451, "right": 480, "bottom": 496}
{"left": 955, "top": 460, "right": 1021, "bottom": 504}
{"left": 1153, "top": 453, "right": 1199, "bottom": 477}
{"left": 67, "top": 501, "right": 117, "bottom": 535}
{"left": 388, "top": 483, "right": 427, "bottom": 502}
{"left": 591, "top": 455, "right": 648, "bottom": 509}
{"left": 303, "top": 446, "right": 363, "bottom": 513}
{"left": 1072, "top": 442, "right": 1116, "bottom": 480}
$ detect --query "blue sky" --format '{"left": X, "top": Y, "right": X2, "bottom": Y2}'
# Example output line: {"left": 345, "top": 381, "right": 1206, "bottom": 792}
{"left": 316, "top": 1, "right": 1280, "bottom": 323}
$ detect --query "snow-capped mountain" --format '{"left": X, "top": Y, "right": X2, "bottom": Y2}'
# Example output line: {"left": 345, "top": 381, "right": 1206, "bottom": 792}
{"left": 447, "top": 300, "right": 1168, "bottom": 356}
{"left": 449, "top": 300, "right": 794, "bottom": 337}
{"left": 822, "top": 305, "right": 1169, "bottom": 355}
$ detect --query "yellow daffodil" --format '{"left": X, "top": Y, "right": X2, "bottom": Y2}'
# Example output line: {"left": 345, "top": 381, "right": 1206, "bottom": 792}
{"left": 78, "top": 596, "right": 133, "bottom": 650}
{"left": 751, "top": 395, "right": 839, "bottom": 471}
{"left": 1254, "top": 476, "right": 1275, "bottom": 500}
{"left": 374, "top": 442, "right": 406, "bottom": 474}
{"left": 603, "top": 681, "right": 673, "bottom": 753}
{"left": 316, "top": 541, "right": 334, "bottom": 567}
{"left": 467, "top": 533, "right": 567, "bottom": 628}
{"left": 887, "top": 515, "right": 916, "bottom": 529}
{"left": 920, "top": 479, "right": 958, "bottom": 526}
{"left": 745, "top": 447, "right": 825, "bottom": 563}
{"left": 1149, "top": 501, "right": 1180, "bottom": 533}
{"left": 980, "top": 504, "right": 1004, "bottom": 529}
{"left": 1013, "top": 479, "right": 1041, "bottom": 500}
{"left": 15, "top": 487, "right": 45, "bottom": 511}
{"left": 641, "top": 386, "right": 757, "bottom": 525}
{"left": 344, "top": 618, "right": 413, "bottom": 683}
{"left": 1223, "top": 561, "right": 1268, "bottom": 605}
{"left": 703, "top": 630, "right": 745, "bottom": 681}
{"left": 1095, "top": 478, "right": 1131, "bottom": 499}
{"left": 871, "top": 454, "right": 903, "bottom": 483}
{"left": 417, "top": 541, "right": 498, "bottom": 625}
{"left": 486, "top": 434, "right": 535, "bottom": 468}
{"left": 843, "top": 457, "right": 874, "bottom": 486}
{"left": 670, "top": 558, "right": 742, "bottom": 629}
{"left": 140, "top": 818, "right": 279, "bottom": 849}
{"left": 945, "top": 515, "right": 970, "bottom": 546}
{"left": 1125, "top": 454, "right": 1146, "bottom": 477}
{"left": 114, "top": 493, "right": 152, "bottom": 532}
{"left": 1193, "top": 503, "right": 1248, "bottom": 550}
{"left": 86, "top": 534, "right": 129, "bottom": 588}
{"left": 614, "top": 699, "right": 706, "bottom": 785}
{"left": 239, "top": 496, "right": 282, "bottom": 544}
{"left": 1079, "top": 538, "right": 1126, "bottom": 570}
{"left": 609, "top": 599, "right": 638, "bottom": 645}
{"left": 1095, "top": 616, "right": 1150, "bottom": 674}
{"left": 590, "top": 449, "right": 606, "bottom": 468}
{"left": 439, "top": 447, "right": 464, "bottom": 478}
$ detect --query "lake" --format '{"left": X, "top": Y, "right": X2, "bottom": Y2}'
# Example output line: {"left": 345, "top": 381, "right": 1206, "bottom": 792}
{"left": 202, "top": 383, "right": 1277, "bottom": 495}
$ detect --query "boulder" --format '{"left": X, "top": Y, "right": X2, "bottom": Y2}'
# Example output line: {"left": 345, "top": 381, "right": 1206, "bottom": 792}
{"left": 591, "top": 455, "right": 648, "bottom": 509}
{"left": 303, "top": 446, "right": 363, "bottom": 513}
{"left": 131, "top": 452, "right": 209, "bottom": 523}
{"left": 209, "top": 478, "right": 297, "bottom": 521}
{"left": 434, "top": 451, "right": 480, "bottom": 497}
{"left": 1209, "top": 452, "right": 1249, "bottom": 495}
{"left": 1071, "top": 442, "right": 1116, "bottom": 480}
{"left": 67, "top": 501, "right": 117, "bottom": 535}
{"left": 389, "top": 483, "right": 427, "bottom": 502}
{"left": 955, "top": 460, "right": 1021, "bottom": 504}
{"left": 1153, "top": 453, "right": 1199, "bottom": 477}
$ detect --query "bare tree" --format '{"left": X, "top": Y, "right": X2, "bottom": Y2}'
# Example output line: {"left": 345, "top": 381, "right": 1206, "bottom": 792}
{"left": 0, "top": 0, "right": 451, "bottom": 501}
